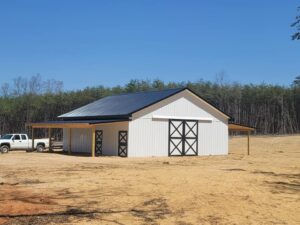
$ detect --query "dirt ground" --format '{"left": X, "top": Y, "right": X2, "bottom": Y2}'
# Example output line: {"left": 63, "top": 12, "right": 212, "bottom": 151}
{"left": 0, "top": 135, "right": 299, "bottom": 225}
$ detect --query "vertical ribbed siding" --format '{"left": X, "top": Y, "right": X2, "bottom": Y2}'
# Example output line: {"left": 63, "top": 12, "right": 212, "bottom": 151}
{"left": 63, "top": 128, "right": 91, "bottom": 153}
{"left": 62, "top": 122, "right": 128, "bottom": 155}
{"left": 128, "top": 119, "right": 169, "bottom": 157}
{"left": 95, "top": 122, "right": 128, "bottom": 156}
{"left": 63, "top": 128, "right": 92, "bottom": 153}
{"left": 198, "top": 121, "right": 228, "bottom": 155}
{"left": 63, "top": 128, "right": 68, "bottom": 152}
{"left": 129, "top": 119, "right": 228, "bottom": 157}
{"left": 73, "top": 128, "right": 92, "bottom": 153}
{"left": 132, "top": 91, "right": 228, "bottom": 122}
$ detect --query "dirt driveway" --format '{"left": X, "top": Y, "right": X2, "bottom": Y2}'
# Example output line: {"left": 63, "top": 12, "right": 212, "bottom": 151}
{"left": 0, "top": 135, "right": 299, "bottom": 225}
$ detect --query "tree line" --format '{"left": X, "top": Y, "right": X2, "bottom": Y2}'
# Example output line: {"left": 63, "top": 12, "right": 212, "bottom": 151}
{"left": 0, "top": 75, "right": 299, "bottom": 137}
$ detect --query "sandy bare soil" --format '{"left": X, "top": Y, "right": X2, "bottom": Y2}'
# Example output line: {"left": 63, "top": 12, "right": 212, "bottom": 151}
{"left": 0, "top": 135, "right": 299, "bottom": 225}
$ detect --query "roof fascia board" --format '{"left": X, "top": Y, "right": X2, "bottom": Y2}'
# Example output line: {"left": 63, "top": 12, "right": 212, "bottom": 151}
{"left": 184, "top": 88, "right": 231, "bottom": 119}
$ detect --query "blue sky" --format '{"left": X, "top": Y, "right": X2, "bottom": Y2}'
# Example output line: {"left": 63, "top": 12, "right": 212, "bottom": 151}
{"left": 0, "top": 0, "right": 299, "bottom": 90}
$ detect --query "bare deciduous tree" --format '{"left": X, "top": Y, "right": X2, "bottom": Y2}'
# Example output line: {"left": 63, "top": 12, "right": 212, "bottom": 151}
{"left": 29, "top": 74, "right": 42, "bottom": 94}
{"left": 1, "top": 82, "right": 10, "bottom": 97}
{"left": 291, "top": 6, "right": 300, "bottom": 40}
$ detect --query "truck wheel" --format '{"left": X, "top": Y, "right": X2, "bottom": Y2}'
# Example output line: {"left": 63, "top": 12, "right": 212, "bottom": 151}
{"left": 1, "top": 145, "right": 10, "bottom": 153}
{"left": 36, "top": 144, "right": 45, "bottom": 152}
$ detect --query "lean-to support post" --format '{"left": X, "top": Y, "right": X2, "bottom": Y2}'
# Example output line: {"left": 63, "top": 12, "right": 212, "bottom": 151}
{"left": 91, "top": 127, "right": 95, "bottom": 157}
{"left": 48, "top": 128, "right": 52, "bottom": 152}
{"left": 32, "top": 127, "right": 35, "bottom": 151}
{"left": 68, "top": 128, "right": 72, "bottom": 154}
{"left": 247, "top": 131, "right": 250, "bottom": 155}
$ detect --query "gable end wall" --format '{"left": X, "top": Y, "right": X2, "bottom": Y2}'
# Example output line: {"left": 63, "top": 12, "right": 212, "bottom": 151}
{"left": 128, "top": 90, "right": 228, "bottom": 157}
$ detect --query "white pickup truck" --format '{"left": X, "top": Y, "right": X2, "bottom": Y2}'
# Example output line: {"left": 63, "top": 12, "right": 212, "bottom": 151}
{"left": 0, "top": 134, "right": 49, "bottom": 153}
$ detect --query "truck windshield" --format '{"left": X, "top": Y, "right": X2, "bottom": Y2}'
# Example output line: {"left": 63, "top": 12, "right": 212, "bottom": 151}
{"left": 0, "top": 134, "right": 13, "bottom": 140}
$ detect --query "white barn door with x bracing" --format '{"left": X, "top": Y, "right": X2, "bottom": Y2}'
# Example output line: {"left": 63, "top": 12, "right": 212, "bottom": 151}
{"left": 168, "top": 119, "right": 198, "bottom": 156}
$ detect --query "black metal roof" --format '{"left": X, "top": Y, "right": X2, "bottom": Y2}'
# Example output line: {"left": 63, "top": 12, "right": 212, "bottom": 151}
{"left": 58, "top": 87, "right": 231, "bottom": 120}
{"left": 59, "top": 88, "right": 184, "bottom": 120}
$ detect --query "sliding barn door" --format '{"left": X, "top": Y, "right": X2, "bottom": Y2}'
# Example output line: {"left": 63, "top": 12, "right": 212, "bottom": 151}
{"left": 169, "top": 120, "right": 198, "bottom": 156}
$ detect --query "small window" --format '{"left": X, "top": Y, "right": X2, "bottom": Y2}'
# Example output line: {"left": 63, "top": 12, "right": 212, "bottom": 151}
{"left": 21, "top": 135, "right": 27, "bottom": 140}
{"left": 14, "top": 135, "right": 20, "bottom": 140}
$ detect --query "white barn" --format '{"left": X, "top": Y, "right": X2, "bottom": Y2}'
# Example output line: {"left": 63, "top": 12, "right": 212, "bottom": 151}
{"left": 62, "top": 88, "right": 230, "bottom": 157}
{"left": 32, "top": 88, "right": 231, "bottom": 157}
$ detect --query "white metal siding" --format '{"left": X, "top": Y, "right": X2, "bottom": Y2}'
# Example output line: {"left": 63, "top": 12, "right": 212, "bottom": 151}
{"left": 63, "top": 128, "right": 92, "bottom": 153}
{"left": 95, "top": 122, "right": 128, "bottom": 156}
{"left": 128, "top": 119, "right": 169, "bottom": 157}
{"left": 132, "top": 91, "right": 228, "bottom": 122}
{"left": 63, "top": 128, "right": 67, "bottom": 151}
{"left": 198, "top": 120, "right": 228, "bottom": 155}
{"left": 128, "top": 90, "right": 228, "bottom": 157}
{"left": 63, "top": 122, "right": 129, "bottom": 155}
